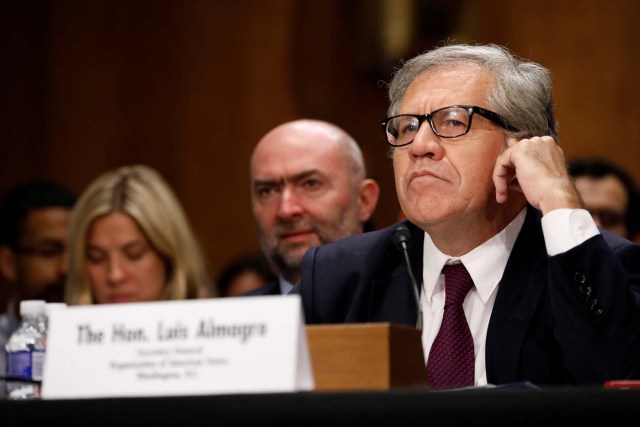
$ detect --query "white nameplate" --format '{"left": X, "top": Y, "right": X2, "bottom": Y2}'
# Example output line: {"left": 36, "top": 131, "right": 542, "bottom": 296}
{"left": 41, "top": 295, "right": 313, "bottom": 399}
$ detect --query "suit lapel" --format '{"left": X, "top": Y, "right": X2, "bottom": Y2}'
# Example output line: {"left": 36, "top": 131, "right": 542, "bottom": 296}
{"left": 366, "top": 213, "right": 548, "bottom": 382}
{"left": 485, "top": 206, "right": 548, "bottom": 383}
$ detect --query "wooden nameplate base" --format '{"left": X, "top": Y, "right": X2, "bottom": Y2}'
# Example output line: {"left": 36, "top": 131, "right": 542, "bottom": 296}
{"left": 305, "top": 322, "right": 428, "bottom": 391}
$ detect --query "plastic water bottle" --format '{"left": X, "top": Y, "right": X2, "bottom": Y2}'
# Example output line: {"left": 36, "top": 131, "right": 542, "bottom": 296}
{"left": 5, "top": 300, "right": 47, "bottom": 399}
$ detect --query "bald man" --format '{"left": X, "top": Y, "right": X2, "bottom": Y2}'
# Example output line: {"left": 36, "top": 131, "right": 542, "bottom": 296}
{"left": 245, "top": 119, "right": 380, "bottom": 295}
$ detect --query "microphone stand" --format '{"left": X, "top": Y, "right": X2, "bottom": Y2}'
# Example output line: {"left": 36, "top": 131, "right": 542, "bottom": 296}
{"left": 392, "top": 224, "right": 423, "bottom": 331}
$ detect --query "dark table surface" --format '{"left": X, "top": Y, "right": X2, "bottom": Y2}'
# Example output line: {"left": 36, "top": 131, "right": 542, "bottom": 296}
{"left": 2, "top": 381, "right": 640, "bottom": 426}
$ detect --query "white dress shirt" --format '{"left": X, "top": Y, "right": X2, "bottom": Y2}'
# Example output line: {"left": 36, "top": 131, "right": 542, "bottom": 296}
{"left": 420, "top": 208, "right": 599, "bottom": 386}
{"left": 279, "top": 276, "right": 295, "bottom": 295}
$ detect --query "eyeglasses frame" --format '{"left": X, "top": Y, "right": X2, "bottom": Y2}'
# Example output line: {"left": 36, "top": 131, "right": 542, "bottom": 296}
{"left": 381, "top": 105, "right": 517, "bottom": 147}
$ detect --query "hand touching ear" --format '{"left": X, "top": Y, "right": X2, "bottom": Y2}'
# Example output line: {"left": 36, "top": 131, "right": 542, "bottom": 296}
{"left": 493, "top": 136, "right": 581, "bottom": 214}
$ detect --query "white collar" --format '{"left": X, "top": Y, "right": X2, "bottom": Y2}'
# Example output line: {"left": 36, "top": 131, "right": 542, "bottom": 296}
{"left": 422, "top": 208, "right": 527, "bottom": 303}
{"left": 278, "top": 276, "right": 295, "bottom": 295}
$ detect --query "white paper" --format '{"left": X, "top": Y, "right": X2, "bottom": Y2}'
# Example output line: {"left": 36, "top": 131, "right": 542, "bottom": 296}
{"left": 41, "top": 295, "right": 314, "bottom": 399}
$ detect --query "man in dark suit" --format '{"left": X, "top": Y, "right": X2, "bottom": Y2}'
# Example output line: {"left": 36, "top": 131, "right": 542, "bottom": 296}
{"left": 293, "top": 44, "right": 640, "bottom": 388}
{"left": 245, "top": 119, "right": 380, "bottom": 296}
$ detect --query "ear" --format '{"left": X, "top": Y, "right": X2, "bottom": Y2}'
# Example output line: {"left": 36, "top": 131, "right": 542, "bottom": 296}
{"left": 358, "top": 178, "right": 381, "bottom": 223}
{"left": 0, "top": 245, "right": 18, "bottom": 282}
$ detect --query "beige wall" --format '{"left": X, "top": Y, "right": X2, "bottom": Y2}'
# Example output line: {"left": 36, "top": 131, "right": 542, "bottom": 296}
{"left": 1, "top": 0, "right": 638, "bottom": 294}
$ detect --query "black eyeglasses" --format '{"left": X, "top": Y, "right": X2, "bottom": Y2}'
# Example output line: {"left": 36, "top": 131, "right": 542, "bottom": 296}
{"left": 381, "top": 105, "right": 516, "bottom": 147}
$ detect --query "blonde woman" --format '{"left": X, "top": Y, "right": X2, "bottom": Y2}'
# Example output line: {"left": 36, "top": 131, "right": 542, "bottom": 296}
{"left": 65, "top": 165, "right": 213, "bottom": 305}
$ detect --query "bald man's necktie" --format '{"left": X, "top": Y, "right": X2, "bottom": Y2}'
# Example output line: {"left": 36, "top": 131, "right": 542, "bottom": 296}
{"left": 426, "top": 263, "right": 475, "bottom": 389}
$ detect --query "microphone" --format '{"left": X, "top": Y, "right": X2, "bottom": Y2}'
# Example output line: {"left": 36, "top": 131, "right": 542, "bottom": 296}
{"left": 392, "top": 224, "right": 423, "bottom": 331}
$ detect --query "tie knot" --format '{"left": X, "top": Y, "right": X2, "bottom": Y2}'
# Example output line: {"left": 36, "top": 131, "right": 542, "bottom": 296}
{"left": 442, "top": 263, "right": 474, "bottom": 306}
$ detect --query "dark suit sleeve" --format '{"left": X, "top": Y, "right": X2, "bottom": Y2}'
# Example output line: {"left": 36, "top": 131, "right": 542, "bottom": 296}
{"left": 292, "top": 224, "right": 419, "bottom": 326}
{"left": 293, "top": 244, "right": 368, "bottom": 325}
{"left": 548, "top": 232, "right": 640, "bottom": 380}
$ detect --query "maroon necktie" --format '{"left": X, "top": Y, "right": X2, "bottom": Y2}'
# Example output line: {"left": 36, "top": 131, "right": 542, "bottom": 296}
{"left": 426, "top": 263, "right": 475, "bottom": 389}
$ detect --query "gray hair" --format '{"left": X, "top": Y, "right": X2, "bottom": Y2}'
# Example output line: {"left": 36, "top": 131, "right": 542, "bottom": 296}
{"left": 387, "top": 43, "right": 558, "bottom": 141}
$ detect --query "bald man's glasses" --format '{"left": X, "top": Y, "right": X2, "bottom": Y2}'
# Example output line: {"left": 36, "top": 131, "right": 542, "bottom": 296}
{"left": 381, "top": 105, "right": 515, "bottom": 147}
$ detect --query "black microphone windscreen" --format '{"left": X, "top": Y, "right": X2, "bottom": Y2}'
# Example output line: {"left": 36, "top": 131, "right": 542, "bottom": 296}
{"left": 392, "top": 224, "right": 411, "bottom": 250}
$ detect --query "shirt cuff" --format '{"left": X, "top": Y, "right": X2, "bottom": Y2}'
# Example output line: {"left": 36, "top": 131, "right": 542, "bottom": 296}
{"left": 541, "top": 209, "right": 600, "bottom": 256}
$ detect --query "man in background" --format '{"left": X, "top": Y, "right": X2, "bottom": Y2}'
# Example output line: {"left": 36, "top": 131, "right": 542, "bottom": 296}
{"left": 246, "top": 119, "right": 380, "bottom": 295}
{"left": 568, "top": 157, "right": 640, "bottom": 241}
{"left": 0, "top": 181, "right": 76, "bottom": 373}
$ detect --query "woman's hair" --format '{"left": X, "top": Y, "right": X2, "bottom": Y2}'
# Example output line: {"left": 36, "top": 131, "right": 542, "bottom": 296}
{"left": 65, "top": 164, "right": 212, "bottom": 305}
{"left": 387, "top": 43, "right": 558, "bottom": 142}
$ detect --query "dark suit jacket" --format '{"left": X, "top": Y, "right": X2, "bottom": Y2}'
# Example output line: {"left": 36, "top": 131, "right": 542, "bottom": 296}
{"left": 292, "top": 205, "right": 640, "bottom": 386}
{"left": 240, "top": 280, "right": 281, "bottom": 296}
